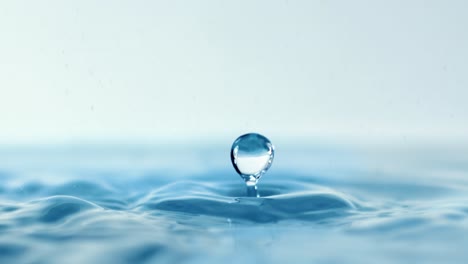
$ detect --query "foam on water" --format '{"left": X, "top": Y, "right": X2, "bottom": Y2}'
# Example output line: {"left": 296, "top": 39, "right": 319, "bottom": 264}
{"left": 0, "top": 144, "right": 468, "bottom": 263}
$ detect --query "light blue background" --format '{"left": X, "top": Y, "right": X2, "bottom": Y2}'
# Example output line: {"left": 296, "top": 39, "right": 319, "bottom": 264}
{"left": 1, "top": 1, "right": 467, "bottom": 144}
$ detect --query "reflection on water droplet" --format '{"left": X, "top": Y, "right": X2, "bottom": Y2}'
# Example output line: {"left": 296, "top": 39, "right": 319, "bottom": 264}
{"left": 230, "top": 133, "right": 274, "bottom": 191}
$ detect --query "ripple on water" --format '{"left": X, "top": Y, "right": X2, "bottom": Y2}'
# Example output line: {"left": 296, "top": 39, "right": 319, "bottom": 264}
{"left": 36, "top": 196, "right": 101, "bottom": 223}
{"left": 0, "top": 174, "right": 467, "bottom": 264}
{"left": 0, "top": 243, "right": 27, "bottom": 258}
{"left": 136, "top": 181, "right": 357, "bottom": 223}
{"left": 1, "top": 196, "right": 102, "bottom": 226}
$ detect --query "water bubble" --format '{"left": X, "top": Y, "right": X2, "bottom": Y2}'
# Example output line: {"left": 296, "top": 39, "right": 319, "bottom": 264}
{"left": 230, "top": 133, "right": 274, "bottom": 190}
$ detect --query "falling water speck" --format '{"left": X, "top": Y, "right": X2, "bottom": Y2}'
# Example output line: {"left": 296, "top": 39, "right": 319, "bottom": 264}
{"left": 230, "top": 133, "right": 274, "bottom": 196}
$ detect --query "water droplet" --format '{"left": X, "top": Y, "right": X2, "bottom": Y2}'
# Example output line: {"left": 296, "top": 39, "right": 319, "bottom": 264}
{"left": 230, "top": 133, "right": 274, "bottom": 189}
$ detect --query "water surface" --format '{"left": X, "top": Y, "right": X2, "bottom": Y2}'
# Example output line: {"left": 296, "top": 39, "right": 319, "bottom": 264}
{"left": 0, "top": 143, "right": 467, "bottom": 263}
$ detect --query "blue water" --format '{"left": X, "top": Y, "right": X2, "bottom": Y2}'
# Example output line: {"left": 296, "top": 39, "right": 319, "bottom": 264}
{"left": 1, "top": 143, "right": 468, "bottom": 263}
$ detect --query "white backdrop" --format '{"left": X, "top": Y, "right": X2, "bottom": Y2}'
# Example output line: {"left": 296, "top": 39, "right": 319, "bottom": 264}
{"left": 1, "top": 0, "right": 467, "bottom": 144}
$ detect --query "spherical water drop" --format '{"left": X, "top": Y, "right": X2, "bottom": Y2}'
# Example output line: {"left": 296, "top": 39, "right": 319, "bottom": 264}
{"left": 230, "top": 133, "right": 274, "bottom": 189}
